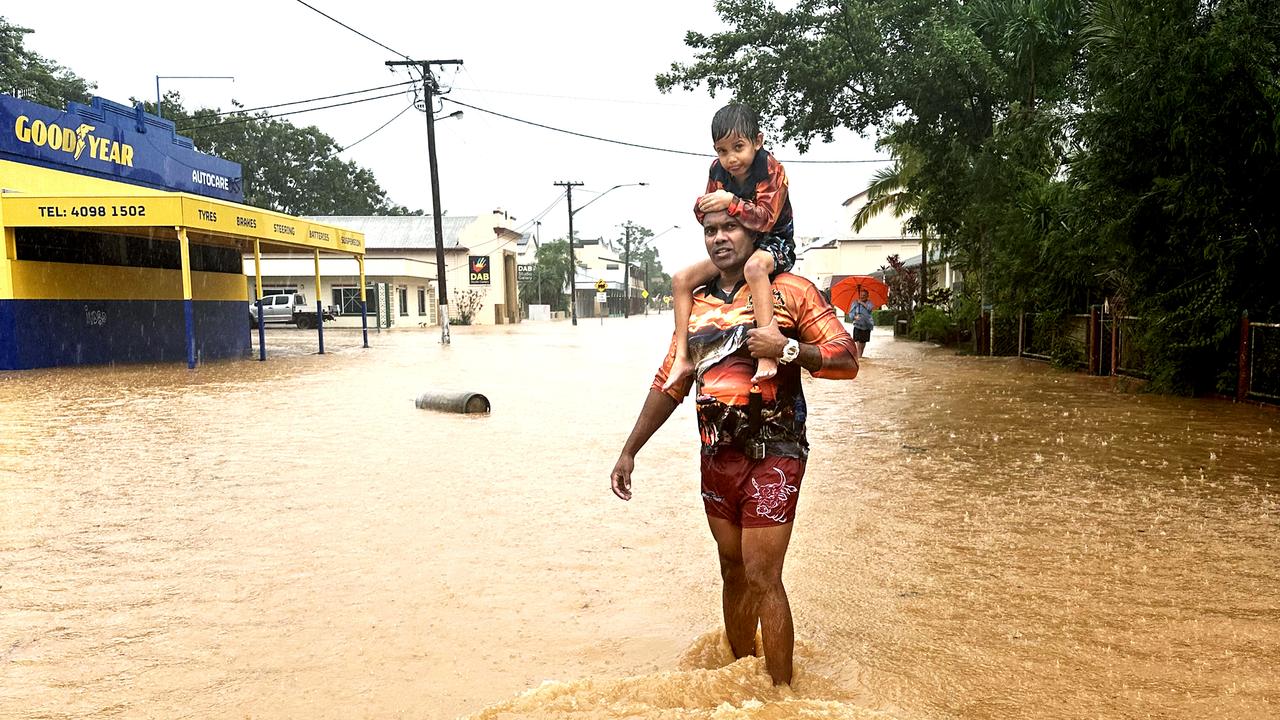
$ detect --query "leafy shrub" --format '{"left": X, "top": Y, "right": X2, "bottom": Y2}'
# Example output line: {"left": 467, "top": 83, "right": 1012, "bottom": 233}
{"left": 911, "top": 306, "right": 952, "bottom": 342}
{"left": 451, "top": 289, "right": 487, "bottom": 326}
{"left": 872, "top": 309, "right": 897, "bottom": 326}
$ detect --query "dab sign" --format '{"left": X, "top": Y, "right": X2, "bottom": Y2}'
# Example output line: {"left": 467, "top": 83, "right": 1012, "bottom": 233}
{"left": 469, "top": 255, "right": 491, "bottom": 285}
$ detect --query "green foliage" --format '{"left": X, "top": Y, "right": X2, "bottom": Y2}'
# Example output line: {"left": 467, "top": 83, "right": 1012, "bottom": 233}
{"left": 0, "top": 17, "right": 94, "bottom": 106}
{"left": 614, "top": 222, "right": 674, "bottom": 307}
{"left": 881, "top": 254, "right": 919, "bottom": 325}
{"left": 164, "top": 96, "right": 420, "bottom": 216}
{"left": 660, "top": 0, "right": 1280, "bottom": 395}
{"left": 451, "top": 289, "right": 486, "bottom": 326}
{"left": 0, "top": 16, "right": 415, "bottom": 219}
{"left": 911, "top": 306, "right": 953, "bottom": 342}
{"left": 518, "top": 238, "right": 583, "bottom": 313}
{"left": 872, "top": 309, "right": 897, "bottom": 326}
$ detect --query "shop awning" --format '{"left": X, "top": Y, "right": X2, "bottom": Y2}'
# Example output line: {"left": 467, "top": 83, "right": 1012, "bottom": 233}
{"left": 0, "top": 191, "right": 364, "bottom": 255}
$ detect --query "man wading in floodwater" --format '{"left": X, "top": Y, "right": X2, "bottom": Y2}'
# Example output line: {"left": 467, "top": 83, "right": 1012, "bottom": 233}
{"left": 610, "top": 210, "right": 859, "bottom": 685}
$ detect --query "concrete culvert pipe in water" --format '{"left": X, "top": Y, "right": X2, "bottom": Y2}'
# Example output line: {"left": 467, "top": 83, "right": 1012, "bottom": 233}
{"left": 414, "top": 391, "right": 491, "bottom": 414}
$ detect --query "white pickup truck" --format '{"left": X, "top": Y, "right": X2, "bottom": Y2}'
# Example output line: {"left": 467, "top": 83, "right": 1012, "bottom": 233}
{"left": 249, "top": 293, "right": 336, "bottom": 329}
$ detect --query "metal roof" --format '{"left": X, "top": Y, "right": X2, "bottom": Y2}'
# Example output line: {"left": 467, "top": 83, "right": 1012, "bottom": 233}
{"left": 304, "top": 215, "right": 474, "bottom": 250}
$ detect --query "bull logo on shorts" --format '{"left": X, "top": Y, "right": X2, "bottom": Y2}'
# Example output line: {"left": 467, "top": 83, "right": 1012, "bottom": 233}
{"left": 751, "top": 468, "right": 798, "bottom": 523}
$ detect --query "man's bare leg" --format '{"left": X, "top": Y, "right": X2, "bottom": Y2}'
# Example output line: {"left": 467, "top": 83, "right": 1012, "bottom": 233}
{"left": 707, "top": 515, "right": 795, "bottom": 684}
{"left": 707, "top": 516, "right": 758, "bottom": 659}
{"left": 743, "top": 522, "right": 795, "bottom": 685}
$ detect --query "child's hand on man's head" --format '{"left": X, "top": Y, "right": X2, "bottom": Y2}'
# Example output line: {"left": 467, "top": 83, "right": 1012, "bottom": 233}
{"left": 697, "top": 190, "right": 735, "bottom": 213}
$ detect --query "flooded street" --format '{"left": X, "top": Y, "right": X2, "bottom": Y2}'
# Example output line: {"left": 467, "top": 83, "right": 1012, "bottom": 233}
{"left": 2, "top": 315, "right": 1277, "bottom": 719}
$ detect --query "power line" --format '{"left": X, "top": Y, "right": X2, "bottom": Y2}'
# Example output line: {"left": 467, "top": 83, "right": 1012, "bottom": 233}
{"left": 292, "top": 0, "right": 410, "bottom": 59}
{"left": 513, "top": 192, "right": 570, "bottom": 233}
{"left": 197, "top": 80, "right": 416, "bottom": 118}
{"left": 180, "top": 90, "right": 408, "bottom": 132}
{"left": 440, "top": 97, "right": 892, "bottom": 165}
{"left": 338, "top": 102, "right": 416, "bottom": 153}
{"left": 451, "top": 84, "right": 695, "bottom": 108}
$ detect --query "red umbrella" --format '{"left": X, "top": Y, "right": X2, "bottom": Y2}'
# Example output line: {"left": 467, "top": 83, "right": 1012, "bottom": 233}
{"left": 830, "top": 275, "right": 889, "bottom": 313}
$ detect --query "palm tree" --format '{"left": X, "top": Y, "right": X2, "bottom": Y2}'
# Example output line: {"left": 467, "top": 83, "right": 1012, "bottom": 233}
{"left": 851, "top": 153, "right": 931, "bottom": 308}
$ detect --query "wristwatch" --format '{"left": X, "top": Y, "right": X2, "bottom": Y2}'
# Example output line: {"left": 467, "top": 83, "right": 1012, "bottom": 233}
{"left": 779, "top": 338, "right": 800, "bottom": 364}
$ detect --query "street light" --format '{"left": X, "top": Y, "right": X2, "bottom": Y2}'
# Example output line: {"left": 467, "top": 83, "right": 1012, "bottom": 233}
{"left": 553, "top": 181, "right": 647, "bottom": 326}
{"left": 155, "top": 75, "right": 235, "bottom": 120}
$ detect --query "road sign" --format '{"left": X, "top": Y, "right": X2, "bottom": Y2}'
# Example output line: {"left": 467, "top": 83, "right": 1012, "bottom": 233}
{"left": 595, "top": 279, "right": 607, "bottom": 293}
{"left": 595, "top": 292, "right": 607, "bottom": 303}
{"left": 641, "top": 290, "right": 649, "bottom": 299}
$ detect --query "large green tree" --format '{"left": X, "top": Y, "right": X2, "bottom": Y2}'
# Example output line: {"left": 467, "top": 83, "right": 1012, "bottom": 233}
{"left": 1, "top": 17, "right": 417, "bottom": 218}
{"left": 0, "top": 17, "right": 94, "bottom": 106}
{"left": 1072, "top": 0, "right": 1280, "bottom": 391}
{"left": 659, "top": 0, "right": 1280, "bottom": 393}
{"left": 164, "top": 96, "right": 420, "bottom": 216}
{"left": 518, "top": 238, "right": 583, "bottom": 313}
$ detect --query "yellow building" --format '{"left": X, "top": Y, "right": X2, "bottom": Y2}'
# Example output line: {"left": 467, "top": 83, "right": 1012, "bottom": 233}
{"left": 0, "top": 93, "right": 364, "bottom": 370}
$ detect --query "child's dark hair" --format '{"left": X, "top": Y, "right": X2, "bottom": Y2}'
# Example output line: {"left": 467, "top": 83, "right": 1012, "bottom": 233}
{"left": 711, "top": 103, "right": 761, "bottom": 143}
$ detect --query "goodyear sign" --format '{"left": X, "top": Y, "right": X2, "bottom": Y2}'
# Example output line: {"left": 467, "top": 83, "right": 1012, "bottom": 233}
{"left": 469, "top": 255, "right": 491, "bottom": 285}
{"left": 0, "top": 93, "right": 243, "bottom": 203}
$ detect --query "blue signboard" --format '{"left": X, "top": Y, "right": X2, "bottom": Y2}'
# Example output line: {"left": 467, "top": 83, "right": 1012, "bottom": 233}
{"left": 0, "top": 93, "right": 243, "bottom": 202}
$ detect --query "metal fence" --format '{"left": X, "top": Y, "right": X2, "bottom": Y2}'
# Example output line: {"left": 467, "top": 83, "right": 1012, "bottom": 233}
{"left": 1114, "top": 315, "right": 1149, "bottom": 379}
{"left": 992, "top": 310, "right": 1020, "bottom": 356}
{"left": 1015, "top": 312, "right": 1088, "bottom": 367}
{"left": 1246, "top": 322, "right": 1280, "bottom": 402}
{"left": 962, "top": 306, "right": 1273, "bottom": 401}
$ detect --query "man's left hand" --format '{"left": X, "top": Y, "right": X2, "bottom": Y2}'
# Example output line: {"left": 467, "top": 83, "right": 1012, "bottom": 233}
{"left": 746, "top": 322, "right": 787, "bottom": 360}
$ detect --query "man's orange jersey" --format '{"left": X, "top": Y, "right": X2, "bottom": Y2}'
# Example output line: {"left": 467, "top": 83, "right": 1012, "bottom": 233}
{"left": 652, "top": 272, "right": 858, "bottom": 458}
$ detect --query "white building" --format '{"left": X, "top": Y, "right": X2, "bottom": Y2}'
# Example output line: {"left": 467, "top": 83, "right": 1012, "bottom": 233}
{"left": 244, "top": 211, "right": 523, "bottom": 327}
{"left": 792, "top": 188, "right": 922, "bottom": 292}
{"left": 571, "top": 235, "right": 646, "bottom": 317}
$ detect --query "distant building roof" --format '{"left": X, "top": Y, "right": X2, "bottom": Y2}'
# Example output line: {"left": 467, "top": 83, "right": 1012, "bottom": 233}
{"left": 304, "top": 215, "right": 473, "bottom": 250}
{"left": 841, "top": 187, "right": 871, "bottom": 206}
{"left": 800, "top": 237, "right": 838, "bottom": 252}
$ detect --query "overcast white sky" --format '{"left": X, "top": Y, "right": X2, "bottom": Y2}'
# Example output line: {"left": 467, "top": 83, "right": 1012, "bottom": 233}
{"left": 8, "top": 1, "right": 890, "bottom": 270}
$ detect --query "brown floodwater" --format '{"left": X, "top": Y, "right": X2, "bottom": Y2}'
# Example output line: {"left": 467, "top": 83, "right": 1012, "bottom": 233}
{"left": 1, "top": 316, "right": 1276, "bottom": 719}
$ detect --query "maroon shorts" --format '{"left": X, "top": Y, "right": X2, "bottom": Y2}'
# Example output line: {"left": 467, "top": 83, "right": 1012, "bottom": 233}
{"left": 700, "top": 448, "right": 806, "bottom": 528}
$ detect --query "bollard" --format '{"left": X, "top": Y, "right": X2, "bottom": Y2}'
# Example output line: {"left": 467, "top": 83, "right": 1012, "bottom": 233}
{"left": 415, "top": 391, "right": 491, "bottom": 414}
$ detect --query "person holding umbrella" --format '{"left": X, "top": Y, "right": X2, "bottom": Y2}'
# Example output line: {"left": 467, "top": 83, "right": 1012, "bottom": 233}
{"left": 847, "top": 288, "right": 876, "bottom": 359}
{"left": 830, "top": 276, "right": 887, "bottom": 359}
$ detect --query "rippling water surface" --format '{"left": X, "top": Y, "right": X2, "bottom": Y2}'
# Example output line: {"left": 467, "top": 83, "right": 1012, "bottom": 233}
{"left": 1, "top": 317, "right": 1276, "bottom": 719}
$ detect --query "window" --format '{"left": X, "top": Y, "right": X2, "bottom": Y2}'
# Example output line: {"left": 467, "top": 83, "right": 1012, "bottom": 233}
{"left": 15, "top": 228, "right": 242, "bottom": 273}
{"left": 418, "top": 287, "right": 427, "bottom": 316}
{"left": 273, "top": 296, "right": 290, "bottom": 306}
{"left": 332, "top": 286, "right": 376, "bottom": 315}
{"left": 606, "top": 263, "right": 619, "bottom": 270}
{"left": 398, "top": 286, "right": 408, "bottom": 316}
